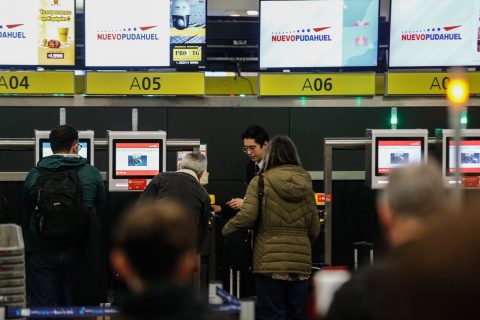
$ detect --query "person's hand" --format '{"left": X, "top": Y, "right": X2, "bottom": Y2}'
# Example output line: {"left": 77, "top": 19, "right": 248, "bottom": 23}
{"left": 226, "top": 198, "right": 244, "bottom": 210}
{"left": 211, "top": 204, "right": 222, "bottom": 215}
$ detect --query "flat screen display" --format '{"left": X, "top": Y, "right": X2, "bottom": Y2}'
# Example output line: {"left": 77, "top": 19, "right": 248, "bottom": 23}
{"left": 447, "top": 138, "right": 480, "bottom": 175}
{"left": 0, "top": 0, "right": 76, "bottom": 66}
{"left": 84, "top": 0, "right": 206, "bottom": 68}
{"left": 40, "top": 139, "right": 90, "bottom": 160}
{"left": 376, "top": 139, "right": 423, "bottom": 175}
{"left": 113, "top": 140, "right": 162, "bottom": 178}
{"left": 259, "top": 0, "right": 379, "bottom": 69}
{"left": 389, "top": 0, "right": 480, "bottom": 67}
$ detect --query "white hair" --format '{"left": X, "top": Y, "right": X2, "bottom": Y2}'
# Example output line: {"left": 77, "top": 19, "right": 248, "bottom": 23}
{"left": 180, "top": 153, "right": 207, "bottom": 178}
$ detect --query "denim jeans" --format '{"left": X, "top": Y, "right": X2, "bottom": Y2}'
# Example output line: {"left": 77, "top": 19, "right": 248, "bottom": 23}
{"left": 255, "top": 274, "right": 309, "bottom": 320}
{"left": 26, "top": 247, "right": 78, "bottom": 307}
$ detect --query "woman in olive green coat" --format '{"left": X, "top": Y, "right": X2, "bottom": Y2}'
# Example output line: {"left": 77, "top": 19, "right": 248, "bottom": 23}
{"left": 222, "top": 135, "right": 320, "bottom": 320}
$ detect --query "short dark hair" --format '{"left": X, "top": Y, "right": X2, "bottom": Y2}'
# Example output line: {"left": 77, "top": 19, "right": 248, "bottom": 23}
{"left": 113, "top": 200, "right": 197, "bottom": 283}
{"left": 241, "top": 125, "right": 269, "bottom": 146}
{"left": 49, "top": 125, "right": 79, "bottom": 154}
{"left": 263, "top": 135, "right": 302, "bottom": 171}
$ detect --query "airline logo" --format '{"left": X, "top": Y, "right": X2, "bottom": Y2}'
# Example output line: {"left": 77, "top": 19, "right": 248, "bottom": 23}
{"left": 271, "top": 26, "right": 332, "bottom": 42}
{"left": 0, "top": 23, "right": 26, "bottom": 39}
{"left": 401, "top": 25, "right": 463, "bottom": 41}
{"left": 97, "top": 25, "right": 159, "bottom": 41}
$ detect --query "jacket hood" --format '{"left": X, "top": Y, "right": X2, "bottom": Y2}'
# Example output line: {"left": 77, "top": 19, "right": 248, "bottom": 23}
{"left": 37, "top": 155, "right": 88, "bottom": 170}
{"left": 263, "top": 165, "right": 312, "bottom": 202}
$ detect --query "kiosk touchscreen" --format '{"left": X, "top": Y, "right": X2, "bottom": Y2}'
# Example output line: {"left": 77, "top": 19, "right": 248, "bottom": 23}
{"left": 439, "top": 129, "right": 480, "bottom": 188}
{"left": 108, "top": 131, "right": 167, "bottom": 192}
{"left": 34, "top": 130, "right": 94, "bottom": 165}
{"left": 366, "top": 129, "right": 428, "bottom": 189}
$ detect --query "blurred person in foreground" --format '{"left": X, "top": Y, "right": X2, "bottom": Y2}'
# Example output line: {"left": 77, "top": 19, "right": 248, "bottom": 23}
{"left": 110, "top": 199, "right": 227, "bottom": 320}
{"left": 222, "top": 135, "right": 320, "bottom": 320}
{"left": 326, "top": 163, "right": 453, "bottom": 320}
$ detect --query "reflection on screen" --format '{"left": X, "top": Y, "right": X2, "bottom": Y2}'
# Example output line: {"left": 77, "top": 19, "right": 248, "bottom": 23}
{"left": 115, "top": 142, "right": 160, "bottom": 177}
{"left": 448, "top": 140, "right": 480, "bottom": 174}
{"left": 41, "top": 141, "right": 89, "bottom": 159}
{"left": 377, "top": 140, "right": 422, "bottom": 174}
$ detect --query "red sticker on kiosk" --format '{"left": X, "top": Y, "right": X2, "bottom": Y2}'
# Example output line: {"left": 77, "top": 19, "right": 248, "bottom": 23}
{"left": 128, "top": 179, "right": 147, "bottom": 191}
{"left": 462, "top": 177, "right": 480, "bottom": 188}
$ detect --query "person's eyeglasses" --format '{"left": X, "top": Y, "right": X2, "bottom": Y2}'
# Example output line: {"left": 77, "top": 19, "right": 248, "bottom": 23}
{"left": 243, "top": 145, "right": 258, "bottom": 153}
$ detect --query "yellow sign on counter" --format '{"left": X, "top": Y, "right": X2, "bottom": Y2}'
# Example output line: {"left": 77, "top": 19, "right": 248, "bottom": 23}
{"left": 0, "top": 71, "right": 74, "bottom": 95}
{"left": 86, "top": 72, "right": 205, "bottom": 95}
{"left": 259, "top": 73, "right": 376, "bottom": 96}
{"left": 386, "top": 72, "right": 480, "bottom": 95}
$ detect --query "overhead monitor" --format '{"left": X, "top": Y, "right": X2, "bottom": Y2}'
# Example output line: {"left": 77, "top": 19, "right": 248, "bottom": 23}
{"left": 440, "top": 129, "right": 480, "bottom": 188}
{"left": 259, "top": 0, "right": 379, "bottom": 70}
{"left": 108, "top": 131, "right": 167, "bottom": 192}
{"left": 389, "top": 0, "right": 480, "bottom": 67}
{"left": 34, "top": 130, "right": 94, "bottom": 165}
{"left": 84, "top": 0, "right": 206, "bottom": 69}
{"left": 0, "top": 0, "right": 76, "bottom": 67}
{"left": 366, "top": 129, "right": 428, "bottom": 189}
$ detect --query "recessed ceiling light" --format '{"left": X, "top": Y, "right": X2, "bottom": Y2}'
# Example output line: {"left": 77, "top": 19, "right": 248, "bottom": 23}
{"left": 246, "top": 10, "right": 259, "bottom": 16}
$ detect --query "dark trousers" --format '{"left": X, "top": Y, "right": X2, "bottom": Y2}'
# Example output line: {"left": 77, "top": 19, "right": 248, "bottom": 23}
{"left": 255, "top": 274, "right": 308, "bottom": 320}
{"left": 26, "top": 248, "right": 78, "bottom": 307}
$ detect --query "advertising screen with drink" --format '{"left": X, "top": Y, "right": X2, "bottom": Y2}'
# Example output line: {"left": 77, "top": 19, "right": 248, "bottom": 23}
{"left": 114, "top": 141, "right": 161, "bottom": 177}
{"left": 376, "top": 139, "right": 423, "bottom": 175}
{"left": 0, "top": 0, "right": 75, "bottom": 66}
{"left": 447, "top": 139, "right": 480, "bottom": 174}
{"left": 85, "top": 0, "right": 205, "bottom": 68}
{"left": 390, "top": 0, "right": 480, "bottom": 67}
{"left": 259, "top": 0, "right": 379, "bottom": 69}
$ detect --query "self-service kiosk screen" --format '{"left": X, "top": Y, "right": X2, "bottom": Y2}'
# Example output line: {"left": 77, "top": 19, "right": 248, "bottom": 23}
{"left": 260, "top": 0, "right": 379, "bottom": 69}
{"left": 113, "top": 140, "right": 163, "bottom": 178}
{"left": 84, "top": 0, "right": 206, "bottom": 68}
{"left": 39, "top": 139, "right": 90, "bottom": 161}
{"left": 447, "top": 138, "right": 480, "bottom": 175}
{"left": 389, "top": 0, "right": 480, "bottom": 67}
{"left": 0, "top": 0, "right": 76, "bottom": 67}
{"left": 375, "top": 138, "right": 424, "bottom": 175}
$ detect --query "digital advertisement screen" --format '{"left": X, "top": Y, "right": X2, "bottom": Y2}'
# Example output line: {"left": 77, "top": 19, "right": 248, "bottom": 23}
{"left": 448, "top": 139, "right": 480, "bottom": 174}
{"left": 114, "top": 141, "right": 161, "bottom": 177}
{"left": 376, "top": 139, "right": 423, "bottom": 175}
{"left": 260, "top": 0, "right": 379, "bottom": 69}
{"left": 84, "top": 0, "right": 205, "bottom": 68}
{"left": 0, "top": 0, "right": 75, "bottom": 66}
{"left": 40, "top": 140, "right": 89, "bottom": 159}
{"left": 390, "top": 0, "right": 480, "bottom": 67}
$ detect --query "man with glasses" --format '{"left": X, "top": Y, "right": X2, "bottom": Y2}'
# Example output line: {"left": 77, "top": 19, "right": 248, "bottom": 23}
{"left": 23, "top": 124, "right": 106, "bottom": 307}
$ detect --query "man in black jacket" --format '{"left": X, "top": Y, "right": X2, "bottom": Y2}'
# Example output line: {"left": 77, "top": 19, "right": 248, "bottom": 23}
{"left": 139, "top": 152, "right": 210, "bottom": 252}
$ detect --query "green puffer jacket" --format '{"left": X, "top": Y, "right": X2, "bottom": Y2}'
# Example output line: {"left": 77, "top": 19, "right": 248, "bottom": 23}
{"left": 222, "top": 164, "right": 320, "bottom": 276}
{"left": 23, "top": 155, "right": 106, "bottom": 253}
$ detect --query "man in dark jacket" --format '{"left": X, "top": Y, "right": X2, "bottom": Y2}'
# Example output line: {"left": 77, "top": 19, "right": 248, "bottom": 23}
{"left": 23, "top": 125, "right": 106, "bottom": 307}
{"left": 111, "top": 199, "right": 227, "bottom": 320}
{"left": 139, "top": 152, "right": 211, "bottom": 251}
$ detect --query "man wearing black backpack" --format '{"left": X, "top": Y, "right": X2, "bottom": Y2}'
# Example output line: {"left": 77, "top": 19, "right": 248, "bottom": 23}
{"left": 23, "top": 125, "right": 106, "bottom": 307}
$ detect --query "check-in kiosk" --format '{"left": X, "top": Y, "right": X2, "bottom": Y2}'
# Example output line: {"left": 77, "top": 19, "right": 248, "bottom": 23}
{"left": 108, "top": 131, "right": 167, "bottom": 192}
{"left": 366, "top": 129, "right": 428, "bottom": 189}
{"left": 439, "top": 129, "right": 480, "bottom": 188}
{"left": 35, "top": 130, "right": 95, "bottom": 165}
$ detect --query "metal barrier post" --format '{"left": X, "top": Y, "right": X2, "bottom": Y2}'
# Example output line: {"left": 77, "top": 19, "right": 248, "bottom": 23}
{"left": 239, "top": 300, "right": 255, "bottom": 320}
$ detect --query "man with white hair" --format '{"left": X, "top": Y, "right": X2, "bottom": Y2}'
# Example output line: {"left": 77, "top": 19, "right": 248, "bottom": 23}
{"left": 325, "top": 163, "right": 453, "bottom": 320}
{"left": 139, "top": 152, "right": 211, "bottom": 252}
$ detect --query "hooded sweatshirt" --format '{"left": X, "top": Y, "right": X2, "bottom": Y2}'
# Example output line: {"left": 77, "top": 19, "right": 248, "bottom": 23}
{"left": 23, "top": 155, "right": 106, "bottom": 252}
{"left": 222, "top": 164, "right": 320, "bottom": 275}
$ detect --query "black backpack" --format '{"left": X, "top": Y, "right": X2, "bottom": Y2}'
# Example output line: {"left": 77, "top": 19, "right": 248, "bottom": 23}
{"left": 34, "top": 167, "right": 87, "bottom": 241}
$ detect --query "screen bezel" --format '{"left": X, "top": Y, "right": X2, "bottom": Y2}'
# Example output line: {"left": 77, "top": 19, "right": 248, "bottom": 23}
{"left": 375, "top": 137, "right": 425, "bottom": 176}
{"left": 446, "top": 137, "right": 480, "bottom": 176}
{"left": 83, "top": 0, "right": 206, "bottom": 70}
{"left": 38, "top": 138, "right": 91, "bottom": 163}
{"left": 0, "top": 0, "right": 76, "bottom": 69}
{"left": 258, "top": 0, "right": 380, "bottom": 71}
{"left": 112, "top": 138, "right": 164, "bottom": 179}
{"left": 388, "top": 0, "right": 480, "bottom": 69}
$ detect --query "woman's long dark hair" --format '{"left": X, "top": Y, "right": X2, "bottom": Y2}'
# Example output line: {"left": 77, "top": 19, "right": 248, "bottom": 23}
{"left": 263, "top": 135, "right": 302, "bottom": 171}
